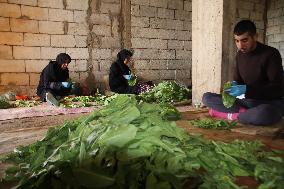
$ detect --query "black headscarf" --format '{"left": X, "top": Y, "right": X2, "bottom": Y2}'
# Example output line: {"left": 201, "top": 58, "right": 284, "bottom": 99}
{"left": 56, "top": 53, "right": 71, "bottom": 65}
{"left": 115, "top": 49, "right": 133, "bottom": 75}
{"left": 37, "top": 53, "right": 71, "bottom": 100}
{"left": 117, "top": 49, "right": 133, "bottom": 62}
{"left": 109, "top": 49, "right": 135, "bottom": 94}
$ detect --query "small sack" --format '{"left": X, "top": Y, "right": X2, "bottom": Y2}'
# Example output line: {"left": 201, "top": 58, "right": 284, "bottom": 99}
{"left": 1, "top": 91, "right": 16, "bottom": 101}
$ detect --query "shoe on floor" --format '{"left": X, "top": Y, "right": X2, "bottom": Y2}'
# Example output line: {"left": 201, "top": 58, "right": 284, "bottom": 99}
{"left": 46, "top": 92, "right": 59, "bottom": 106}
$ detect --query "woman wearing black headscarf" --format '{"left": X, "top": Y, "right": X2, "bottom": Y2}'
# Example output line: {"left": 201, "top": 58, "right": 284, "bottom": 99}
{"left": 109, "top": 49, "right": 137, "bottom": 94}
{"left": 37, "top": 53, "right": 73, "bottom": 105}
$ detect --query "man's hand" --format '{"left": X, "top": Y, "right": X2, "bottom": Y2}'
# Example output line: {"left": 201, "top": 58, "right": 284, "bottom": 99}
{"left": 61, "top": 82, "right": 72, "bottom": 88}
{"left": 225, "top": 81, "right": 246, "bottom": 97}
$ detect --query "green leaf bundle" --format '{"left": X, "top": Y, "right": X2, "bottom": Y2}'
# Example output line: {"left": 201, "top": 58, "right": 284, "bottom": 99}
{"left": 222, "top": 81, "right": 236, "bottom": 108}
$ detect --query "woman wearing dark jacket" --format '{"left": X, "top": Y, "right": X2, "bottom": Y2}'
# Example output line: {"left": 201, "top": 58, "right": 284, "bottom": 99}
{"left": 37, "top": 53, "right": 73, "bottom": 106}
{"left": 109, "top": 49, "right": 136, "bottom": 94}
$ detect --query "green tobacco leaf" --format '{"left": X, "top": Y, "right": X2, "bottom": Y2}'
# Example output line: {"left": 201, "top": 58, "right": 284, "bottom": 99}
{"left": 73, "top": 168, "right": 115, "bottom": 188}
{"left": 108, "top": 105, "right": 141, "bottom": 125}
{"left": 98, "top": 124, "right": 137, "bottom": 148}
{"left": 79, "top": 141, "right": 86, "bottom": 166}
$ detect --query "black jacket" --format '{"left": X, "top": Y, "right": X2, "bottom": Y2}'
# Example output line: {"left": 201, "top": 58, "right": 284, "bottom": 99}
{"left": 37, "top": 61, "right": 70, "bottom": 101}
{"left": 234, "top": 42, "right": 283, "bottom": 100}
{"left": 109, "top": 53, "right": 135, "bottom": 94}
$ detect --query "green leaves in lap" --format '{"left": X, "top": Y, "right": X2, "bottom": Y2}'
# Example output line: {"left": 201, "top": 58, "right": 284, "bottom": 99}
{"left": 222, "top": 81, "right": 236, "bottom": 108}
{"left": 128, "top": 74, "right": 137, "bottom": 86}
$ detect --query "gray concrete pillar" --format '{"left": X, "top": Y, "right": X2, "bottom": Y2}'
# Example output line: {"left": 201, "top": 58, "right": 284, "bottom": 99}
{"left": 192, "top": 0, "right": 236, "bottom": 106}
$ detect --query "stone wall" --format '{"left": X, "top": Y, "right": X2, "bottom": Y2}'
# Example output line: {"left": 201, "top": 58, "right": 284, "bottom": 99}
{"left": 266, "top": 0, "right": 284, "bottom": 66}
{"left": 0, "top": 0, "right": 89, "bottom": 95}
{"left": 236, "top": 0, "right": 266, "bottom": 43}
{"left": 0, "top": 0, "right": 193, "bottom": 94}
{"left": 130, "top": 0, "right": 192, "bottom": 86}
{"left": 88, "top": 0, "right": 123, "bottom": 91}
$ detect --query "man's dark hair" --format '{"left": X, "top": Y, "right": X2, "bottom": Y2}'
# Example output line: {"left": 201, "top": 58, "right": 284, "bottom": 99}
{"left": 234, "top": 20, "right": 256, "bottom": 36}
{"left": 56, "top": 53, "right": 71, "bottom": 65}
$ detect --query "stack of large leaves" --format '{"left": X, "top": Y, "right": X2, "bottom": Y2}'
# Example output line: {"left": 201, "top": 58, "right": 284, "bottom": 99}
{"left": 1, "top": 95, "right": 284, "bottom": 189}
{"left": 138, "top": 81, "right": 191, "bottom": 103}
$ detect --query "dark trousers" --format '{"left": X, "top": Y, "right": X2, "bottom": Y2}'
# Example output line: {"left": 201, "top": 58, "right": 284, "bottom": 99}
{"left": 112, "top": 85, "right": 136, "bottom": 94}
{"left": 202, "top": 92, "right": 284, "bottom": 126}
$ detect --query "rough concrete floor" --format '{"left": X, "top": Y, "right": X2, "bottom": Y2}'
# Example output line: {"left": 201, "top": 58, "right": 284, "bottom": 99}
{"left": 0, "top": 113, "right": 90, "bottom": 155}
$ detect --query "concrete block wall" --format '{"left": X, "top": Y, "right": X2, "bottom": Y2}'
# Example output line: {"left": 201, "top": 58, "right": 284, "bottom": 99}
{"left": 1, "top": 0, "right": 280, "bottom": 95}
{"left": 130, "top": 0, "right": 192, "bottom": 86}
{"left": 88, "top": 0, "right": 122, "bottom": 91}
{"left": 236, "top": 0, "right": 266, "bottom": 43}
{"left": 0, "top": 0, "right": 89, "bottom": 95}
{"left": 266, "top": 0, "right": 284, "bottom": 66}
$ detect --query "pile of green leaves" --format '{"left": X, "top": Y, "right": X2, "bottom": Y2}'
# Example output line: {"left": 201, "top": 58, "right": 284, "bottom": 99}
{"left": 222, "top": 81, "right": 236, "bottom": 108}
{"left": 0, "top": 98, "right": 11, "bottom": 109}
{"left": 138, "top": 81, "right": 191, "bottom": 104}
{"left": 59, "top": 96, "right": 100, "bottom": 108}
{"left": 14, "top": 100, "right": 40, "bottom": 108}
{"left": 159, "top": 104, "right": 181, "bottom": 121}
{"left": 1, "top": 95, "right": 284, "bottom": 189}
{"left": 189, "top": 118, "right": 237, "bottom": 130}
